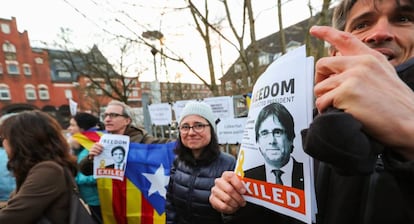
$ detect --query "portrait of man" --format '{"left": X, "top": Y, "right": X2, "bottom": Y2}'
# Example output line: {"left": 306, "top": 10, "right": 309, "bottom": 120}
{"left": 105, "top": 146, "right": 126, "bottom": 171}
{"left": 244, "top": 102, "right": 304, "bottom": 190}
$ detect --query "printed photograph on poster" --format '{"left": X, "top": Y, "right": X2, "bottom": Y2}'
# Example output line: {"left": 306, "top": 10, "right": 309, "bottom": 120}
{"left": 234, "top": 46, "right": 315, "bottom": 223}
{"left": 94, "top": 134, "right": 130, "bottom": 181}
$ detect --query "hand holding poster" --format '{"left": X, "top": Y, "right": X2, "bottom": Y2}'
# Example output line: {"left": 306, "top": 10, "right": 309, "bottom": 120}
{"left": 94, "top": 134, "right": 130, "bottom": 181}
{"left": 234, "top": 46, "right": 315, "bottom": 223}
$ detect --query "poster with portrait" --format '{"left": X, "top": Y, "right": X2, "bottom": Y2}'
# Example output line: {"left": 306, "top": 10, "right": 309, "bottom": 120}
{"left": 234, "top": 46, "right": 315, "bottom": 223}
{"left": 94, "top": 134, "right": 130, "bottom": 181}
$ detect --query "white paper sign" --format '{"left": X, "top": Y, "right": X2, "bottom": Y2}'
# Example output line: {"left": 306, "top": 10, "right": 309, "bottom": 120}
{"left": 217, "top": 117, "right": 247, "bottom": 144}
{"left": 234, "top": 46, "right": 315, "bottom": 223}
{"left": 69, "top": 99, "right": 78, "bottom": 116}
{"left": 148, "top": 103, "right": 173, "bottom": 125}
{"left": 94, "top": 134, "right": 130, "bottom": 181}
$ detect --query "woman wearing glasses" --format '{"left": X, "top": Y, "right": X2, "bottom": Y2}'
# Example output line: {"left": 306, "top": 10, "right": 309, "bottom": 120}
{"left": 166, "top": 101, "right": 236, "bottom": 224}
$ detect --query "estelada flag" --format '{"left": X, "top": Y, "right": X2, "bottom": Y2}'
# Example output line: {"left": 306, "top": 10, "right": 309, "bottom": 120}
{"left": 244, "top": 93, "right": 252, "bottom": 109}
{"left": 72, "top": 131, "right": 176, "bottom": 224}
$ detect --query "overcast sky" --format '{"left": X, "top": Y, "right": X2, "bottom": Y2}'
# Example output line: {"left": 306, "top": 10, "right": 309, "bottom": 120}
{"left": 0, "top": 0, "right": 326, "bottom": 83}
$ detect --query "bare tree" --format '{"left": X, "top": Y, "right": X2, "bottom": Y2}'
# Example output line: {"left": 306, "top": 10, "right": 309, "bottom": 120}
{"left": 186, "top": 0, "right": 263, "bottom": 94}
{"left": 277, "top": 0, "right": 286, "bottom": 55}
{"left": 187, "top": 0, "right": 219, "bottom": 96}
{"left": 314, "top": 0, "right": 332, "bottom": 61}
{"left": 61, "top": 0, "right": 334, "bottom": 99}
{"left": 52, "top": 29, "right": 145, "bottom": 109}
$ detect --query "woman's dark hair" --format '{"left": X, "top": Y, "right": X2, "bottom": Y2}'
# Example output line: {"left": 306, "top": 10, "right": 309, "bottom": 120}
{"left": 174, "top": 124, "right": 220, "bottom": 166}
{"left": 0, "top": 110, "right": 77, "bottom": 190}
{"left": 73, "top": 112, "right": 101, "bottom": 131}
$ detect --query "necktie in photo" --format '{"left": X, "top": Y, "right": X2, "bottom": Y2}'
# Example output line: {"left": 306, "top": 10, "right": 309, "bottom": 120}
{"left": 272, "top": 169, "right": 284, "bottom": 185}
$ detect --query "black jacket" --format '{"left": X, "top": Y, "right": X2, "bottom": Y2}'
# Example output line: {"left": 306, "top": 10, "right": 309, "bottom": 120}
{"left": 166, "top": 151, "right": 236, "bottom": 224}
{"left": 302, "top": 58, "right": 414, "bottom": 224}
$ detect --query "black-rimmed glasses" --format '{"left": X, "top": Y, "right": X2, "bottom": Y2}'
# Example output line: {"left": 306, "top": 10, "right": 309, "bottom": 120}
{"left": 179, "top": 123, "right": 209, "bottom": 134}
{"left": 103, "top": 112, "right": 127, "bottom": 119}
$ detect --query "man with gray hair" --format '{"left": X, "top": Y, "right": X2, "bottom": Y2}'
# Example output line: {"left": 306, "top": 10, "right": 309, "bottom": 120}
{"left": 209, "top": 1, "right": 414, "bottom": 223}
{"left": 79, "top": 100, "right": 171, "bottom": 175}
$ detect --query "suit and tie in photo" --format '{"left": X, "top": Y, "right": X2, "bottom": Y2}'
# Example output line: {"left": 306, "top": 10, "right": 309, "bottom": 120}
{"left": 247, "top": 102, "right": 304, "bottom": 190}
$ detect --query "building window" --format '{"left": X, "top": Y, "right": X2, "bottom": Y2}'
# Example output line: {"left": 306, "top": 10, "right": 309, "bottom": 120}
{"left": 248, "top": 76, "right": 252, "bottom": 87}
{"left": 94, "top": 87, "right": 103, "bottom": 96}
{"left": 273, "top": 52, "right": 282, "bottom": 61}
{"left": 25, "top": 85, "right": 36, "bottom": 100}
{"left": 234, "top": 64, "right": 242, "bottom": 73}
{"left": 131, "top": 88, "right": 139, "bottom": 97}
{"left": 35, "top": 57, "right": 44, "bottom": 64}
{"left": 1, "top": 23, "right": 10, "bottom": 34}
{"left": 38, "top": 85, "right": 50, "bottom": 100}
{"left": 57, "top": 71, "right": 71, "bottom": 78}
{"left": 0, "top": 84, "right": 11, "bottom": 100}
{"left": 95, "top": 88, "right": 103, "bottom": 95}
{"left": 6, "top": 61, "right": 19, "bottom": 75}
{"left": 3, "top": 42, "right": 17, "bottom": 60}
{"left": 53, "top": 59, "right": 70, "bottom": 70}
{"left": 0, "top": 63, "right": 3, "bottom": 74}
{"left": 104, "top": 84, "right": 112, "bottom": 94}
{"left": 225, "top": 81, "right": 233, "bottom": 91}
{"left": 258, "top": 55, "right": 270, "bottom": 66}
{"left": 23, "top": 64, "right": 32, "bottom": 75}
{"left": 236, "top": 79, "right": 243, "bottom": 88}
{"left": 65, "top": 89, "right": 72, "bottom": 99}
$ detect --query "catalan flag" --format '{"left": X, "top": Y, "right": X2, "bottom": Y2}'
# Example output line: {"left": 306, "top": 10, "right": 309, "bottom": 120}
{"left": 244, "top": 93, "right": 252, "bottom": 109}
{"left": 72, "top": 131, "right": 104, "bottom": 150}
{"left": 72, "top": 131, "right": 176, "bottom": 224}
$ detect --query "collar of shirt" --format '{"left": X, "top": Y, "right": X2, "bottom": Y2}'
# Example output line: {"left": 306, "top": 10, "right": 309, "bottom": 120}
{"left": 265, "top": 156, "right": 293, "bottom": 187}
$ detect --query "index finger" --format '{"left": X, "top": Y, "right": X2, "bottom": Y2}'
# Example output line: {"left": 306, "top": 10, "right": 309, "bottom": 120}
{"left": 309, "top": 25, "right": 381, "bottom": 57}
{"left": 222, "top": 171, "right": 246, "bottom": 194}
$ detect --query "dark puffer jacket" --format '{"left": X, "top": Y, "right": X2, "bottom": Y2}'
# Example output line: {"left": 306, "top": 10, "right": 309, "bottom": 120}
{"left": 166, "top": 152, "right": 236, "bottom": 224}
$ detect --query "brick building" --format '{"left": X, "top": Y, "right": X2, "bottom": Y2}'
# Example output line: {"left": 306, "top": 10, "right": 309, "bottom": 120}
{"left": 0, "top": 17, "right": 77, "bottom": 126}
{"left": 0, "top": 17, "right": 217, "bottom": 128}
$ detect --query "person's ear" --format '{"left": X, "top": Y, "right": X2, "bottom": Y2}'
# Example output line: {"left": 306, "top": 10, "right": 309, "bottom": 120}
{"left": 126, "top": 117, "right": 132, "bottom": 125}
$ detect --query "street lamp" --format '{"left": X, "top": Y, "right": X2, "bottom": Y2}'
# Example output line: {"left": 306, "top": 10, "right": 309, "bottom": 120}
{"left": 142, "top": 30, "right": 165, "bottom": 104}
{"left": 142, "top": 30, "right": 164, "bottom": 82}
{"left": 151, "top": 46, "right": 158, "bottom": 81}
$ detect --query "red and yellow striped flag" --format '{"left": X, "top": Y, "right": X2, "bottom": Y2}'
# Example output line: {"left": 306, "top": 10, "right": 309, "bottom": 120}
{"left": 72, "top": 131, "right": 176, "bottom": 224}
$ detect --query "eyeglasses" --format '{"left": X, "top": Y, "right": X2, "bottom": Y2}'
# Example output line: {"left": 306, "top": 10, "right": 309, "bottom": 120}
{"left": 179, "top": 123, "right": 209, "bottom": 134}
{"left": 259, "top": 128, "right": 285, "bottom": 138}
{"left": 103, "top": 112, "right": 127, "bottom": 119}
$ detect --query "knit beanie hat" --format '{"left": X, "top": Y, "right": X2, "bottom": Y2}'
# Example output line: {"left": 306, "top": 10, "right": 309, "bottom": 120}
{"left": 178, "top": 101, "right": 217, "bottom": 132}
{"left": 73, "top": 112, "right": 99, "bottom": 131}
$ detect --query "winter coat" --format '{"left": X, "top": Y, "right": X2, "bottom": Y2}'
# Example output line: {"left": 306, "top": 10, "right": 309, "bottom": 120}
{"left": 0, "top": 148, "right": 15, "bottom": 201}
{"left": 74, "top": 147, "right": 100, "bottom": 206}
{"left": 302, "top": 57, "right": 414, "bottom": 224}
{"left": 166, "top": 151, "right": 236, "bottom": 224}
{"left": 0, "top": 161, "right": 71, "bottom": 223}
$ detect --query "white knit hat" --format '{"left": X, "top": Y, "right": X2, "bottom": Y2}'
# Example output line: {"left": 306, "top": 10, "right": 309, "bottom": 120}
{"left": 178, "top": 101, "right": 217, "bottom": 132}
